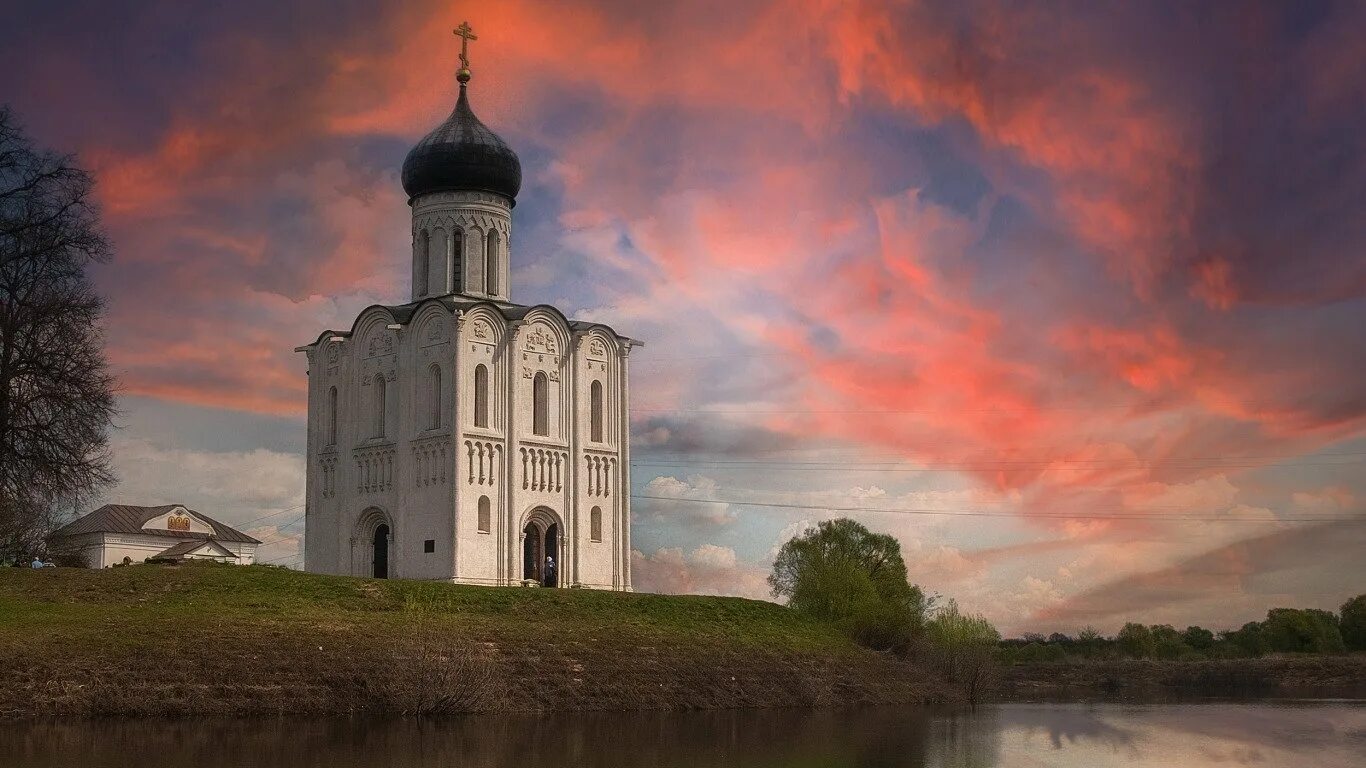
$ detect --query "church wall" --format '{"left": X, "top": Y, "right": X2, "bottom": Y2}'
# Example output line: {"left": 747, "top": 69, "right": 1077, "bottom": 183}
{"left": 455, "top": 308, "right": 506, "bottom": 584}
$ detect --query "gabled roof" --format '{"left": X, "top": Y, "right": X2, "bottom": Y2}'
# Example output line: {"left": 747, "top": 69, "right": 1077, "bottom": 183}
{"left": 49, "top": 504, "right": 261, "bottom": 544}
{"left": 151, "top": 539, "right": 237, "bottom": 560}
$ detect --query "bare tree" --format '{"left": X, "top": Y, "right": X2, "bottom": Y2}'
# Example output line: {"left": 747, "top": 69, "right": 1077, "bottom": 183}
{"left": 0, "top": 105, "right": 116, "bottom": 562}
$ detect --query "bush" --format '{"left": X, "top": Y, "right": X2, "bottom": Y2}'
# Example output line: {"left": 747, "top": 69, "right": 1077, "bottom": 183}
{"left": 925, "top": 599, "right": 1000, "bottom": 703}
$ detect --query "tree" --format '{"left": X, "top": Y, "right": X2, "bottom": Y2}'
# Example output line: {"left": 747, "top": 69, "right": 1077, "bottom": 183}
{"left": 1261, "top": 608, "right": 1345, "bottom": 654}
{"left": 769, "top": 518, "right": 928, "bottom": 652}
{"left": 925, "top": 599, "right": 1001, "bottom": 703}
{"left": 1182, "top": 625, "right": 1216, "bottom": 651}
{"left": 1116, "top": 623, "right": 1155, "bottom": 659}
{"left": 1221, "top": 622, "right": 1264, "bottom": 657}
{"left": 0, "top": 106, "right": 116, "bottom": 562}
{"left": 1341, "top": 595, "right": 1366, "bottom": 652}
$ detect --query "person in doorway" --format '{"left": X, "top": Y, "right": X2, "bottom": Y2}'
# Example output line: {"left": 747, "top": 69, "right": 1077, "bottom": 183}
{"left": 544, "top": 555, "right": 555, "bottom": 586}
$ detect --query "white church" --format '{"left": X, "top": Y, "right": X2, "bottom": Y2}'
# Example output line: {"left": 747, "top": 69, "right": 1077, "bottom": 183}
{"left": 298, "top": 24, "right": 637, "bottom": 589}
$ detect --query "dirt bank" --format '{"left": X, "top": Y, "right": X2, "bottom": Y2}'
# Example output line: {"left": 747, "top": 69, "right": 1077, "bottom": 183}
{"left": 1000, "top": 656, "right": 1366, "bottom": 701}
{"left": 0, "top": 563, "right": 954, "bottom": 719}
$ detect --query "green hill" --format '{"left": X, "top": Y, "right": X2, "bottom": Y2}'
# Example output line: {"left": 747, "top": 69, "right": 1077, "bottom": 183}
{"left": 0, "top": 563, "right": 951, "bottom": 718}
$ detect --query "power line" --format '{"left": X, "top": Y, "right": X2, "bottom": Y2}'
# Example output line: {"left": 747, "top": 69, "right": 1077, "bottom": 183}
{"left": 630, "top": 457, "right": 1365, "bottom": 473}
{"left": 630, "top": 493, "right": 1358, "bottom": 523}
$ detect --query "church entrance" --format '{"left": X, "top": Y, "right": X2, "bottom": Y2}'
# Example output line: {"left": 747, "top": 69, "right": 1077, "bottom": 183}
{"left": 521, "top": 517, "right": 560, "bottom": 587}
{"left": 372, "top": 523, "right": 390, "bottom": 579}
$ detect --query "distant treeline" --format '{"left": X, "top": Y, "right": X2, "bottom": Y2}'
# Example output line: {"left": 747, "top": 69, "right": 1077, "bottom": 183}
{"left": 1001, "top": 594, "right": 1366, "bottom": 663}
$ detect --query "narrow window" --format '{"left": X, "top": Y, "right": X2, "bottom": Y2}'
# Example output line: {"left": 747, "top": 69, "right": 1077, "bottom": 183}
{"left": 326, "top": 386, "right": 338, "bottom": 446}
{"left": 429, "top": 228, "right": 447, "bottom": 295}
{"left": 590, "top": 380, "right": 603, "bottom": 442}
{"left": 452, "top": 228, "right": 464, "bottom": 292}
{"left": 423, "top": 539, "right": 435, "bottom": 554}
{"left": 373, "top": 374, "right": 386, "bottom": 438}
{"left": 533, "top": 372, "right": 549, "bottom": 436}
{"left": 485, "top": 230, "right": 499, "bottom": 295}
{"left": 590, "top": 506, "right": 602, "bottom": 542}
{"left": 416, "top": 230, "right": 430, "bottom": 296}
{"left": 478, "top": 496, "right": 491, "bottom": 533}
{"left": 428, "top": 364, "right": 442, "bottom": 429}
{"left": 474, "top": 364, "right": 489, "bottom": 428}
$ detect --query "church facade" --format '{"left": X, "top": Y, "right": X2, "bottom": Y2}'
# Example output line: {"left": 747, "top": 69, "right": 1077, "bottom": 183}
{"left": 298, "top": 29, "right": 636, "bottom": 589}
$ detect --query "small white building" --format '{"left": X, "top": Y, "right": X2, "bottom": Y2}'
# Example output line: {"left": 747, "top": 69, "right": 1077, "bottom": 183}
{"left": 48, "top": 504, "right": 260, "bottom": 568}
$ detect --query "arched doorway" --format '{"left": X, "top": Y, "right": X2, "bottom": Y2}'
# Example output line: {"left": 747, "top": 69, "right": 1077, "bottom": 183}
{"left": 520, "top": 508, "right": 562, "bottom": 587}
{"left": 372, "top": 523, "right": 390, "bottom": 579}
{"left": 354, "top": 507, "right": 394, "bottom": 580}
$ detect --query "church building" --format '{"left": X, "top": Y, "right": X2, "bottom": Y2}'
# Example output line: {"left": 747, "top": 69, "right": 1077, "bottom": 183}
{"left": 297, "top": 24, "right": 637, "bottom": 589}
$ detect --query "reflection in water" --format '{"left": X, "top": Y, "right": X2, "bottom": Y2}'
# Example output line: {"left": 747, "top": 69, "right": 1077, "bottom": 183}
{"left": 2, "top": 702, "right": 1363, "bottom": 767}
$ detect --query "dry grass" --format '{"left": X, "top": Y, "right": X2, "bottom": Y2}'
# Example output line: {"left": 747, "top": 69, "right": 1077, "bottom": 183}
{"left": 0, "top": 563, "right": 954, "bottom": 718}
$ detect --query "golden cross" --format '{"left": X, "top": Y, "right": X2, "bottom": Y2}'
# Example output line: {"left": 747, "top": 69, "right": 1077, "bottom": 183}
{"left": 454, "top": 21, "right": 478, "bottom": 71}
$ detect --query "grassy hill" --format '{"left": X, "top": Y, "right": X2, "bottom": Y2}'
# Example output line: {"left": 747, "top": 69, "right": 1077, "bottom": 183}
{"left": 0, "top": 563, "right": 951, "bottom": 718}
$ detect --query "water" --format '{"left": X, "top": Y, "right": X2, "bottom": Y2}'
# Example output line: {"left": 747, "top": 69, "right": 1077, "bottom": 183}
{"left": 3, "top": 702, "right": 1363, "bottom": 766}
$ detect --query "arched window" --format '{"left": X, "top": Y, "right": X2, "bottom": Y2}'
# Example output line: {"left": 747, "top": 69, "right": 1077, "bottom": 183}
{"left": 478, "top": 496, "right": 491, "bottom": 533}
{"left": 416, "top": 229, "right": 430, "bottom": 296}
{"left": 428, "top": 364, "right": 442, "bottom": 429}
{"left": 532, "top": 372, "right": 549, "bottom": 436}
{"left": 452, "top": 228, "right": 464, "bottom": 292}
{"left": 474, "top": 364, "right": 489, "bottom": 428}
{"left": 590, "top": 380, "right": 604, "bottom": 442}
{"left": 485, "top": 230, "right": 499, "bottom": 295}
{"left": 326, "top": 386, "right": 338, "bottom": 446}
{"left": 372, "top": 374, "right": 387, "bottom": 438}
{"left": 590, "top": 506, "right": 602, "bottom": 542}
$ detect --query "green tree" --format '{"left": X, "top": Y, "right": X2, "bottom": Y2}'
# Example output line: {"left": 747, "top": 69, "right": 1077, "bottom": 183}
{"left": 769, "top": 518, "right": 928, "bottom": 652}
{"left": 1182, "top": 626, "right": 1215, "bottom": 651}
{"left": 1149, "top": 624, "right": 1192, "bottom": 660}
{"left": 1261, "top": 608, "right": 1345, "bottom": 654}
{"left": 1117, "top": 623, "right": 1155, "bottom": 659}
{"left": 925, "top": 599, "right": 1001, "bottom": 703}
{"left": 1340, "top": 595, "right": 1366, "bottom": 652}
{"left": 1221, "top": 622, "right": 1264, "bottom": 657}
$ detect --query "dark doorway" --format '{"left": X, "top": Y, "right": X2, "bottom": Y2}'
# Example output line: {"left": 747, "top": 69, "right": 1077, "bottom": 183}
{"left": 372, "top": 523, "right": 390, "bottom": 579}
{"left": 522, "top": 517, "right": 560, "bottom": 587}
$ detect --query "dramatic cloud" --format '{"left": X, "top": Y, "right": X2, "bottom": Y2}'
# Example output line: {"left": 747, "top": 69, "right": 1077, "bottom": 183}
{"left": 3, "top": 0, "right": 1363, "bottom": 630}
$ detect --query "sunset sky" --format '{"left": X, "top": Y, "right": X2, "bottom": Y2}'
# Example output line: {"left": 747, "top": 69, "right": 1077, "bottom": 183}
{"left": 3, "top": 0, "right": 1363, "bottom": 634}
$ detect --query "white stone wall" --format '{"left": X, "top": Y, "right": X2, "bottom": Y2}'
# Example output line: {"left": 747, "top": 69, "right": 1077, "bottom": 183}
{"left": 411, "top": 192, "right": 511, "bottom": 302}
{"left": 303, "top": 300, "right": 633, "bottom": 589}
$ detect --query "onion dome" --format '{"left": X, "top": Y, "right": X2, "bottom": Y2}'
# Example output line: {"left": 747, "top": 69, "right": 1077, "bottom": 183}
{"left": 401, "top": 73, "right": 522, "bottom": 203}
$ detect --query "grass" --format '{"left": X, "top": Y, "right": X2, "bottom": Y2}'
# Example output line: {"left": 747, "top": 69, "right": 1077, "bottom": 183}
{"left": 0, "top": 563, "right": 951, "bottom": 718}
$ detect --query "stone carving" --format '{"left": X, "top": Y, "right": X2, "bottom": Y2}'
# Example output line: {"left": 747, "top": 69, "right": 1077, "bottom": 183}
{"left": 472, "top": 319, "right": 492, "bottom": 340}
{"left": 425, "top": 319, "right": 446, "bottom": 342}
{"left": 523, "top": 326, "right": 557, "bottom": 354}
{"left": 367, "top": 333, "right": 395, "bottom": 358}
{"left": 589, "top": 338, "right": 607, "bottom": 357}
{"left": 326, "top": 344, "right": 340, "bottom": 364}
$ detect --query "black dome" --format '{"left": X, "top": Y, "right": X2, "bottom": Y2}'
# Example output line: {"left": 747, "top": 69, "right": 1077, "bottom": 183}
{"left": 401, "top": 83, "right": 522, "bottom": 203}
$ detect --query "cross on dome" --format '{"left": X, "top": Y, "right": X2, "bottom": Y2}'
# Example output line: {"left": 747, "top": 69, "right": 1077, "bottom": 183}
{"left": 454, "top": 21, "right": 478, "bottom": 82}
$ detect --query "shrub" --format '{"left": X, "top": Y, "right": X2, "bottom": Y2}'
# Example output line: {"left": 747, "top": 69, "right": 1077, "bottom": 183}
{"left": 925, "top": 599, "right": 1000, "bottom": 703}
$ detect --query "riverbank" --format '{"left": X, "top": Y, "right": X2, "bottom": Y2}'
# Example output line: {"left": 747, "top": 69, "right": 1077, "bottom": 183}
{"left": 0, "top": 563, "right": 954, "bottom": 719}
{"left": 1000, "top": 656, "right": 1366, "bottom": 701}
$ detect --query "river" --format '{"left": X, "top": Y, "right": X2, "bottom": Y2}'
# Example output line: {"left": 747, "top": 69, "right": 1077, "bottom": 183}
{"left": 3, "top": 701, "right": 1363, "bottom": 766}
